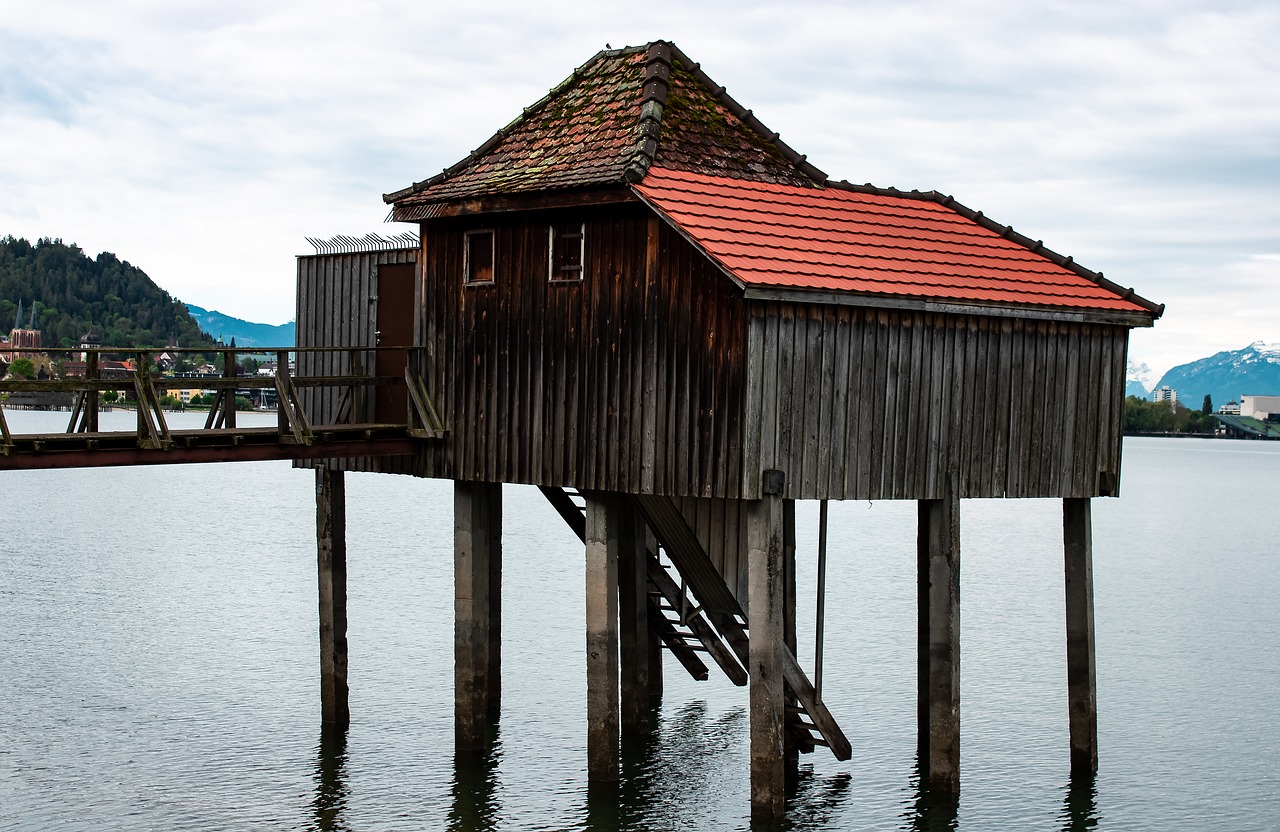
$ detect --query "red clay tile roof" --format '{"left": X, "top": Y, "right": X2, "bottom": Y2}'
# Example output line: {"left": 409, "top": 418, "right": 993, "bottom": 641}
{"left": 634, "top": 166, "right": 1162, "bottom": 318}
{"left": 386, "top": 42, "right": 819, "bottom": 219}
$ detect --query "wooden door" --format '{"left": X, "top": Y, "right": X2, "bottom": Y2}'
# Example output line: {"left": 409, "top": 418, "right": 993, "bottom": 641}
{"left": 374, "top": 262, "right": 415, "bottom": 423}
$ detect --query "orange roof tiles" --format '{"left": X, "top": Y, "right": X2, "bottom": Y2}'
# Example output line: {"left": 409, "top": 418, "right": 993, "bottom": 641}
{"left": 634, "top": 167, "right": 1152, "bottom": 315}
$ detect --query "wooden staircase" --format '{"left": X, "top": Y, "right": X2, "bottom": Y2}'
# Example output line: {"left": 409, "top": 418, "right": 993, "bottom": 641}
{"left": 539, "top": 487, "right": 850, "bottom": 761}
{"left": 538, "top": 486, "right": 745, "bottom": 684}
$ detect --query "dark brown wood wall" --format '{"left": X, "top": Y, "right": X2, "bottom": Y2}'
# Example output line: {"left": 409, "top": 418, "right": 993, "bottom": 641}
{"left": 743, "top": 303, "right": 1128, "bottom": 501}
{"left": 295, "top": 212, "right": 1132, "bottom": 501}
{"left": 414, "top": 204, "right": 749, "bottom": 498}
{"left": 295, "top": 247, "right": 420, "bottom": 475}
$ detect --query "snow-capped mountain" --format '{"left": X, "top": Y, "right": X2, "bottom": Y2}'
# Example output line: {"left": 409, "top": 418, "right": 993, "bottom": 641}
{"left": 1126, "top": 360, "right": 1156, "bottom": 398}
{"left": 1152, "top": 341, "right": 1280, "bottom": 408}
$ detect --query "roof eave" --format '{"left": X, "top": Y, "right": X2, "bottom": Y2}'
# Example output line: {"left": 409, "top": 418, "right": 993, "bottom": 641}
{"left": 741, "top": 285, "right": 1157, "bottom": 328}
{"left": 389, "top": 185, "right": 641, "bottom": 222}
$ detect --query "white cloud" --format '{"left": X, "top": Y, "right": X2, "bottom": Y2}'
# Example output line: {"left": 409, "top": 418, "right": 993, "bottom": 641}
{"left": 0, "top": 0, "right": 1276, "bottom": 363}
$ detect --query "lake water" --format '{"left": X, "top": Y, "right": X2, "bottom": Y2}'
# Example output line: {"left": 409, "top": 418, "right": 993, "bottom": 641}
{"left": 1, "top": 412, "right": 1277, "bottom": 831}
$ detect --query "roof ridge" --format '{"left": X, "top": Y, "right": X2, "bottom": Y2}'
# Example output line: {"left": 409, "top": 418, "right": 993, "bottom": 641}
{"left": 822, "top": 179, "right": 1165, "bottom": 318}
{"left": 384, "top": 43, "right": 650, "bottom": 204}
{"left": 665, "top": 43, "right": 828, "bottom": 186}
{"left": 619, "top": 42, "right": 828, "bottom": 186}
{"left": 622, "top": 42, "right": 674, "bottom": 183}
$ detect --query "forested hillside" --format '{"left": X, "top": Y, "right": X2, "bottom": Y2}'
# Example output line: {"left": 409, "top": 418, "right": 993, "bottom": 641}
{"left": 0, "top": 236, "right": 214, "bottom": 349}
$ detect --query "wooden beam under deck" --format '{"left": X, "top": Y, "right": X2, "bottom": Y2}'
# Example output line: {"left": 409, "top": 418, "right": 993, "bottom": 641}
{"left": 0, "top": 424, "right": 421, "bottom": 470}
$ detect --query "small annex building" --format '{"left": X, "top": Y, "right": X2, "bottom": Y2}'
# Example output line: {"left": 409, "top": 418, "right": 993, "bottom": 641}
{"left": 296, "top": 41, "right": 1161, "bottom": 818}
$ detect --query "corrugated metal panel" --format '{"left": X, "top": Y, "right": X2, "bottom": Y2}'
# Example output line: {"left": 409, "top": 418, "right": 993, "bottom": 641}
{"left": 295, "top": 247, "right": 421, "bottom": 476}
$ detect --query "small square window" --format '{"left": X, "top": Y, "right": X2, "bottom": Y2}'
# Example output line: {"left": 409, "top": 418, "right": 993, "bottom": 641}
{"left": 549, "top": 223, "right": 584, "bottom": 282}
{"left": 465, "top": 229, "right": 495, "bottom": 285}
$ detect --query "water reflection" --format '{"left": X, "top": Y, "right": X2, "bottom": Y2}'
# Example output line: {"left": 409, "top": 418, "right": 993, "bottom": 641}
{"left": 766, "top": 765, "right": 853, "bottom": 832}
{"left": 582, "top": 703, "right": 666, "bottom": 831}
{"left": 311, "top": 724, "right": 351, "bottom": 832}
{"left": 1058, "top": 770, "right": 1099, "bottom": 831}
{"left": 900, "top": 757, "right": 959, "bottom": 832}
{"left": 448, "top": 725, "right": 504, "bottom": 832}
{"left": 576, "top": 699, "right": 855, "bottom": 832}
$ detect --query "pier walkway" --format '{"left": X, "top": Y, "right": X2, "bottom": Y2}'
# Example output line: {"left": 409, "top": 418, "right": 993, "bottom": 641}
{"left": 0, "top": 346, "right": 439, "bottom": 470}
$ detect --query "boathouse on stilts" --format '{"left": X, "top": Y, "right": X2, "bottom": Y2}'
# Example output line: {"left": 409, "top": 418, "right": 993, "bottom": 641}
{"left": 295, "top": 41, "right": 1162, "bottom": 819}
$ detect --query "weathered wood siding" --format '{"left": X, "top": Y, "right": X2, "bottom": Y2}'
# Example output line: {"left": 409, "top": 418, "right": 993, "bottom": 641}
{"left": 295, "top": 247, "right": 420, "bottom": 475}
{"left": 295, "top": 208, "right": 1132, "bottom": 501}
{"left": 673, "top": 496, "right": 750, "bottom": 611}
{"left": 414, "top": 205, "right": 748, "bottom": 498}
{"left": 743, "top": 304, "right": 1128, "bottom": 500}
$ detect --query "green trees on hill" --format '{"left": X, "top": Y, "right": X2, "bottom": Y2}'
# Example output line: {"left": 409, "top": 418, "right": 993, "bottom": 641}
{"left": 0, "top": 236, "right": 215, "bottom": 349}
{"left": 1123, "top": 395, "right": 1217, "bottom": 434}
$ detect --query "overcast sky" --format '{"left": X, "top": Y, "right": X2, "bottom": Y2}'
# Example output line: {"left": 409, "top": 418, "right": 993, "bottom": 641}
{"left": 2, "top": 0, "right": 1276, "bottom": 377}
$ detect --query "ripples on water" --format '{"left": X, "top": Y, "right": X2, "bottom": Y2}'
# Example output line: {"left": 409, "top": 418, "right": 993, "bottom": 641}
{"left": 1, "top": 420, "right": 1276, "bottom": 830}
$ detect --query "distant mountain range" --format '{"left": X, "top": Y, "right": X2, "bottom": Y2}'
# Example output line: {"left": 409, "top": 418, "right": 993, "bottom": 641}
{"left": 1128, "top": 341, "right": 1280, "bottom": 407}
{"left": 1126, "top": 360, "right": 1157, "bottom": 399}
{"left": 185, "top": 304, "right": 295, "bottom": 349}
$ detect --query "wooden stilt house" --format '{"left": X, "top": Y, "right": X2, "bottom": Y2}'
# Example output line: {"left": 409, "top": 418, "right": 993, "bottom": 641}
{"left": 297, "top": 41, "right": 1161, "bottom": 818}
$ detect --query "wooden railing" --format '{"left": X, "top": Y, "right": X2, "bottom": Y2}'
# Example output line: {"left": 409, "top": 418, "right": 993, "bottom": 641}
{"left": 0, "top": 346, "right": 444, "bottom": 464}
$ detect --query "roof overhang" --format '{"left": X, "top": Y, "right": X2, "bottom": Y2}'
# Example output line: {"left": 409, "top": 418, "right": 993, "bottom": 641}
{"left": 388, "top": 186, "right": 640, "bottom": 222}
{"left": 740, "top": 285, "right": 1157, "bottom": 327}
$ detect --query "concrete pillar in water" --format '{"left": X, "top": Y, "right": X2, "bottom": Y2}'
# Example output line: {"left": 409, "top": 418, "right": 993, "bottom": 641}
{"left": 455, "top": 480, "right": 502, "bottom": 751}
{"left": 617, "top": 501, "right": 651, "bottom": 735}
{"left": 918, "top": 485, "right": 960, "bottom": 792}
{"left": 316, "top": 467, "right": 349, "bottom": 727}
{"left": 748, "top": 471, "right": 787, "bottom": 819}
{"left": 1063, "top": 498, "right": 1098, "bottom": 774}
{"left": 584, "top": 492, "right": 621, "bottom": 781}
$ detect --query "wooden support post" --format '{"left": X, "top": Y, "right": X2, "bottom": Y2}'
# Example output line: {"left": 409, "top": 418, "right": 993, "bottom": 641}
{"left": 316, "top": 468, "right": 349, "bottom": 727}
{"left": 646, "top": 528, "right": 664, "bottom": 700}
{"left": 748, "top": 471, "right": 787, "bottom": 819}
{"left": 222, "top": 349, "right": 237, "bottom": 430}
{"left": 918, "top": 485, "right": 961, "bottom": 793}
{"left": 455, "top": 480, "right": 502, "bottom": 751}
{"left": 86, "top": 351, "right": 99, "bottom": 433}
{"left": 584, "top": 492, "right": 621, "bottom": 780}
{"left": 1063, "top": 498, "right": 1098, "bottom": 774}
{"left": 618, "top": 502, "right": 650, "bottom": 735}
{"left": 782, "top": 498, "right": 799, "bottom": 768}
{"left": 815, "top": 499, "right": 829, "bottom": 700}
